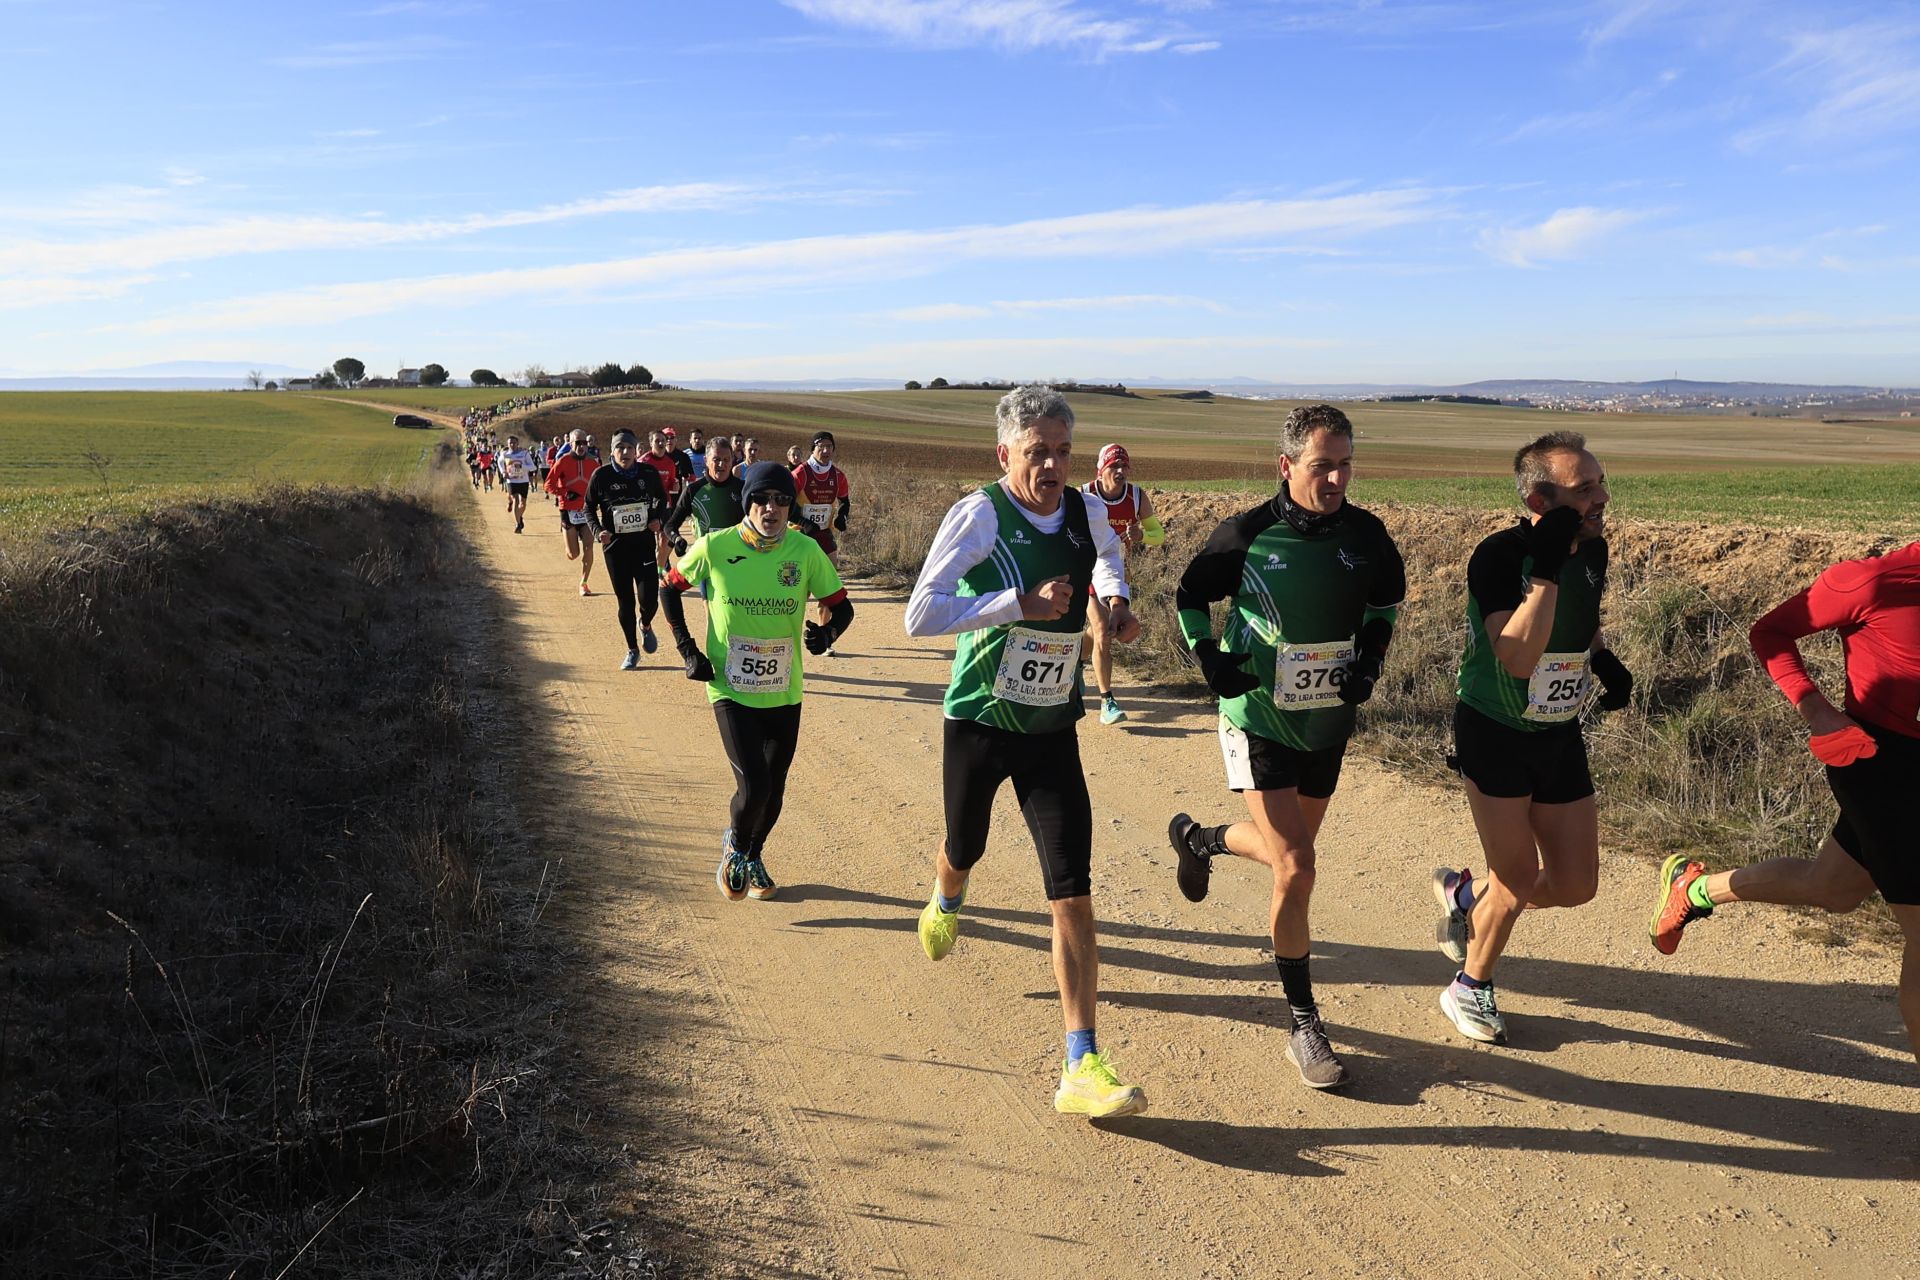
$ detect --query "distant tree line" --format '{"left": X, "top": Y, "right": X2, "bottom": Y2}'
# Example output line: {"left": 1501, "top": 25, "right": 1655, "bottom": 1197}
{"left": 1379, "top": 394, "right": 1505, "bottom": 406}
{"left": 256, "top": 357, "right": 660, "bottom": 390}
{"left": 905, "top": 379, "right": 1140, "bottom": 399}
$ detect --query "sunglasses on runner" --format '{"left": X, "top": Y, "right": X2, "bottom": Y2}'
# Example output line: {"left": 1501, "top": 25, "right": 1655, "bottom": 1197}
{"left": 748, "top": 493, "right": 792, "bottom": 508}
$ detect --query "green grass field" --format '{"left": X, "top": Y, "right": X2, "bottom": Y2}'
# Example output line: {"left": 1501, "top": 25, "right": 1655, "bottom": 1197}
{"left": 0, "top": 392, "right": 443, "bottom": 532}
{"left": 532, "top": 388, "right": 1920, "bottom": 533}
{"left": 7, "top": 386, "right": 1919, "bottom": 536}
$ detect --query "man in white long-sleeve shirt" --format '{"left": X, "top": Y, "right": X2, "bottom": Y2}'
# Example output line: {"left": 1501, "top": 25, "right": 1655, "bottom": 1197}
{"left": 903, "top": 384, "right": 1148, "bottom": 1120}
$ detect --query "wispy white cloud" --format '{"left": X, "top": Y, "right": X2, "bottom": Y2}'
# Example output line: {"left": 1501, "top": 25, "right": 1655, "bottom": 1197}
{"left": 885, "top": 293, "right": 1226, "bottom": 321}
{"left": 1172, "top": 40, "right": 1220, "bottom": 54}
{"left": 1583, "top": 0, "right": 1676, "bottom": 48}
{"left": 1743, "top": 311, "right": 1920, "bottom": 334}
{"left": 270, "top": 35, "right": 462, "bottom": 68}
{"left": 355, "top": 1, "right": 486, "bottom": 15}
{"left": 1502, "top": 68, "right": 1680, "bottom": 142}
{"left": 1707, "top": 245, "right": 1804, "bottom": 269}
{"left": 1479, "top": 206, "right": 1647, "bottom": 267}
{"left": 781, "top": 0, "right": 1200, "bottom": 56}
{"left": 1735, "top": 20, "right": 1920, "bottom": 149}
{"left": 0, "top": 182, "right": 820, "bottom": 279}
{"left": 124, "top": 189, "right": 1443, "bottom": 332}
{"left": 677, "top": 332, "right": 1338, "bottom": 380}
{"left": 0, "top": 274, "right": 161, "bottom": 310}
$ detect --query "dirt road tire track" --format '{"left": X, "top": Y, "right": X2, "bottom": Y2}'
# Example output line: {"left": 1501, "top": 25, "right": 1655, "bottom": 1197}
{"left": 459, "top": 476, "right": 1916, "bottom": 1280}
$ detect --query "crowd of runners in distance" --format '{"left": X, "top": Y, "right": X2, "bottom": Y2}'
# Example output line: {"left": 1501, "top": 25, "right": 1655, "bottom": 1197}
{"left": 460, "top": 387, "right": 1920, "bottom": 1122}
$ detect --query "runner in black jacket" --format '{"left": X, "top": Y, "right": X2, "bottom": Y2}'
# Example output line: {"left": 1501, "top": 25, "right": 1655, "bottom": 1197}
{"left": 586, "top": 429, "right": 671, "bottom": 669}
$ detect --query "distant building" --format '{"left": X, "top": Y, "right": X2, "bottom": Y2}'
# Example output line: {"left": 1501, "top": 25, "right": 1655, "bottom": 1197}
{"left": 539, "top": 371, "right": 594, "bottom": 388}
{"left": 287, "top": 377, "right": 314, "bottom": 391}
{"left": 397, "top": 368, "right": 423, "bottom": 386}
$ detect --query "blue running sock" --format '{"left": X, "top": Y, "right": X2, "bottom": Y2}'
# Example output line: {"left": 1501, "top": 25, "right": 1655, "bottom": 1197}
{"left": 1454, "top": 971, "right": 1490, "bottom": 990}
{"left": 1453, "top": 875, "right": 1478, "bottom": 914}
{"left": 1065, "top": 1028, "right": 1098, "bottom": 1064}
{"left": 935, "top": 888, "right": 962, "bottom": 913}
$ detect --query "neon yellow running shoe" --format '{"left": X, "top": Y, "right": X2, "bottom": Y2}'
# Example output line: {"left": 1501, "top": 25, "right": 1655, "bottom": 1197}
{"left": 917, "top": 890, "right": 962, "bottom": 961}
{"left": 1054, "top": 1050, "right": 1148, "bottom": 1119}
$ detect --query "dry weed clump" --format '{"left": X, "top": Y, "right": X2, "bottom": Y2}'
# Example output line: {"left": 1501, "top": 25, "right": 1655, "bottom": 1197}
{"left": 0, "top": 463, "right": 656, "bottom": 1276}
{"left": 843, "top": 476, "right": 1904, "bottom": 910}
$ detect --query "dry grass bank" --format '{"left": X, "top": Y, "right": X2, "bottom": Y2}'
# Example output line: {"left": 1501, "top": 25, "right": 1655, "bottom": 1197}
{"left": 0, "top": 455, "right": 658, "bottom": 1276}
{"left": 839, "top": 472, "right": 1897, "bottom": 927}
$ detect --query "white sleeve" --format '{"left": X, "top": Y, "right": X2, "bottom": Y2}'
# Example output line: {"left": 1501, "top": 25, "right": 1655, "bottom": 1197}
{"left": 1089, "top": 504, "right": 1130, "bottom": 603}
{"left": 904, "top": 494, "right": 1027, "bottom": 637}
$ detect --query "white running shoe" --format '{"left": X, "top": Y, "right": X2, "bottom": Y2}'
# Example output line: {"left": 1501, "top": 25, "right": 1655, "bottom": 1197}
{"left": 1431, "top": 867, "right": 1473, "bottom": 964}
{"left": 1439, "top": 978, "right": 1506, "bottom": 1044}
{"left": 620, "top": 649, "right": 640, "bottom": 671}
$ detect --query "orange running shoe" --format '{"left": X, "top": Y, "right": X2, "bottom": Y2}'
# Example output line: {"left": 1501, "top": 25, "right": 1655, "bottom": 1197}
{"left": 1650, "top": 853, "right": 1711, "bottom": 956}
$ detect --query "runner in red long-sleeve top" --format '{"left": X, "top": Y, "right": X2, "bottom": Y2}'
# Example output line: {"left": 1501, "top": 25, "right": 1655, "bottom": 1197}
{"left": 1651, "top": 542, "right": 1920, "bottom": 1069}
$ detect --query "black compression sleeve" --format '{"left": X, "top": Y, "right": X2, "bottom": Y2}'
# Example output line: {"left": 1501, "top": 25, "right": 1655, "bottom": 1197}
{"left": 666, "top": 480, "right": 699, "bottom": 537}
{"left": 1368, "top": 523, "right": 1409, "bottom": 609}
{"left": 827, "top": 596, "right": 854, "bottom": 641}
{"left": 1175, "top": 501, "right": 1276, "bottom": 615}
{"left": 660, "top": 578, "right": 691, "bottom": 644}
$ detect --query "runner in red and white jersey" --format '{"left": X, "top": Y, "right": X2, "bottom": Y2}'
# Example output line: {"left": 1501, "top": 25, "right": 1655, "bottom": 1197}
{"left": 475, "top": 442, "right": 496, "bottom": 493}
{"left": 1650, "top": 542, "right": 1920, "bottom": 1067}
{"left": 793, "top": 431, "right": 851, "bottom": 645}
{"left": 543, "top": 428, "right": 601, "bottom": 596}
{"left": 641, "top": 428, "right": 694, "bottom": 565}
{"left": 1080, "top": 444, "right": 1164, "bottom": 725}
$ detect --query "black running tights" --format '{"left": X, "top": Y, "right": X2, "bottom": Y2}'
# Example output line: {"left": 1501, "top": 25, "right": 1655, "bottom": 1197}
{"left": 605, "top": 541, "right": 658, "bottom": 650}
{"left": 712, "top": 699, "right": 802, "bottom": 856}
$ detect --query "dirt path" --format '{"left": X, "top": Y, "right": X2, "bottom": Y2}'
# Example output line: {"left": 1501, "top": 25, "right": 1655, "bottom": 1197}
{"left": 459, "top": 478, "right": 1917, "bottom": 1280}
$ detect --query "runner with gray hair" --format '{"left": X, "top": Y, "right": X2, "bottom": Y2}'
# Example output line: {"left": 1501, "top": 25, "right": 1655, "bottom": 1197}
{"left": 995, "top": 384, "right": 1075, "bottom": 445}
{"left": 904, "top": 385, "right": 1148, "bottom": 1119}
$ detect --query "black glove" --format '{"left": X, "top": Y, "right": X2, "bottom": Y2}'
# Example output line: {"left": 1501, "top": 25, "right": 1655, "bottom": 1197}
{"left": 1524, "top": 505, "right": 1584, "bottom": 581}
{"left": 1590, "top": 647, "right": 1632, "bottom": 711}
{"left": 1338, "top": 649, "right": 1384, "bottom": 705}
{"left": 833, "top": 511, "right": 848, "bottom": 533}
{"left": 1192, "top": 639, "right": 1260, "bottom": 699}
{"left": 670, "top": 534, "right": 688, "bottom": 556}
{"left": 678, "top": 639, "right": 713, "bottom": 682}
{"left": 804, "top": 620, "right": 834, "bottom": 655}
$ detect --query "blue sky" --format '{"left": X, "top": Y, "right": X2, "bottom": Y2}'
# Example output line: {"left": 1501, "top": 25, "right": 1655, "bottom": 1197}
{"left": 3, "top": 0, "right": 1917, "bottom": 384}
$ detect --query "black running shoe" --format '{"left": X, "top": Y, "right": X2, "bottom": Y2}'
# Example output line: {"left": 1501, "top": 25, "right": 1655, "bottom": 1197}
{"left": 1167, "top": 812, "right": 1213, "bottom": 903}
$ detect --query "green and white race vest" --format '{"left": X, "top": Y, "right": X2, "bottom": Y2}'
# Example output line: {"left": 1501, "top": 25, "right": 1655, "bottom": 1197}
{"left": 943, "top": 484, "right": 1098, "bottom": 735}
{"left": 1457, "top": 535, "right": 1607, "bottom": 731}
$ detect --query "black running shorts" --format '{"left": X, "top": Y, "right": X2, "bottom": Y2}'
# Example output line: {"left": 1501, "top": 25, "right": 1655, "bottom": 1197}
{"left": 1217, "top": 719, "right": 1346, "bottom": 798}
{"left": 1451, "top": 701, "right": 1594, "bottom": 804}
{"left": 507, "top": 481, "right": 529, "bottom": 497}
{"left": 1828, "top": 722, "right": 1920, "bottom": 905}
{"left": 942, "top": 717, "right": 1092, "bottom": 900}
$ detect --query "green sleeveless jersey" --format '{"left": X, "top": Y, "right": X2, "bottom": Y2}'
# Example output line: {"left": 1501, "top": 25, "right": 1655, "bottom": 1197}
{"left": 1175, "top": 497, "right": 1405, "bottom": 751}
{"left": 1456, "top": 523, "right": 1608, "bottom": 731}
{"left": 685, "top": 474, "right": 744, "bottom": 536}
{"left": 943, "top": 484, "right": 1097, "bottom": 734}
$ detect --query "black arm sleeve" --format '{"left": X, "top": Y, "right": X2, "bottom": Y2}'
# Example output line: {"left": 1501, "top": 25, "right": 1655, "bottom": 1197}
{"left": 646, "top": 468, "right": 670, "bottom": 524}
{"left": 827, "top": 595, "right": 854, "bottom": 641}
{"left": 666, "top": 479, "right": 700, "bottom": 537}
{"left": 583, "top": 469, "right": 608, "bottom": 538}
{"left": 1368, "top": 521, "right": 1409, "bottom": 609}
{"left": 1174, "top": 502, "right": 1274, "bottom": 617}
{"left": 660, "top": 577, "right": 691, "bottom": 645}
{"left": 1466, "top": 530, "right": 1527, "bottom": 619}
